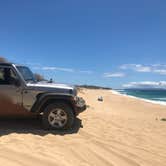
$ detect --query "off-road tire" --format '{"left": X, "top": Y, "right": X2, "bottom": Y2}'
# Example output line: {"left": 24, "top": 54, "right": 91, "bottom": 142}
{"left": 42, "top": 102, "right": 75, "bottom": 130}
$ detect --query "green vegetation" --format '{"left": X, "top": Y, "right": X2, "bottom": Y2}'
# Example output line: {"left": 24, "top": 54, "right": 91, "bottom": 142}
{"left": 77, "top": 85, "right": 112, "bottom": 90}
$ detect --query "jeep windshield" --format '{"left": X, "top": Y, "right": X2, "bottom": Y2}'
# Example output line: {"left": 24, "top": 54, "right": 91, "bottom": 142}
{"left": 17, "top": 66, "right": 36, "bottom": 83}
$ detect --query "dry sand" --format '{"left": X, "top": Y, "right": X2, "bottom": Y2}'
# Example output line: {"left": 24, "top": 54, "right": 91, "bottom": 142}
{"left": 0, "top": 88, "right": 166, "bottom": 166}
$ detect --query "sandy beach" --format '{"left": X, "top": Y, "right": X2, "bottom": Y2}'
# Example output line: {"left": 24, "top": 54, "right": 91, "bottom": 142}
{"left": 0, "top": 88, "right": 166, "bottom": 166}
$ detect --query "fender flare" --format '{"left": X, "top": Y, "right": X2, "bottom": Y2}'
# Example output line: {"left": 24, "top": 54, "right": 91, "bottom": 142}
{"left": 31, "top": 93, "right": 76, "bottom": 113}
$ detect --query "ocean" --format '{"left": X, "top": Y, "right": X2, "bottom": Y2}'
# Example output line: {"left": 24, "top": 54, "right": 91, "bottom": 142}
{"left": 114, "top": 89, "right": 166, "bottom": 106}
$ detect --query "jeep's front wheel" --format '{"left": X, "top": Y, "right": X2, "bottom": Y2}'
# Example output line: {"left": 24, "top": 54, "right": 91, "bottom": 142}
{"left": 42, "top": 103, "right": 75, "bottom": 130}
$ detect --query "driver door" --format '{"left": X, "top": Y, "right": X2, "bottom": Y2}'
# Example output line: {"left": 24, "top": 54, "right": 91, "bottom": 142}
{"left": 0, "top": 65, "right": 23, "bottom": 116}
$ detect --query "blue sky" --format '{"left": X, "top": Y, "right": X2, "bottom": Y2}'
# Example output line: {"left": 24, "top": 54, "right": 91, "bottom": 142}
{"left": 0, "top": 0, "right": 166, "bottom": 88}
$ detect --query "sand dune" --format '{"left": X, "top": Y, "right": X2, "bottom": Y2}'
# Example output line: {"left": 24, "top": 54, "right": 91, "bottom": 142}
{"left": 0, "top": 88, "right": 166, "bottom": 166}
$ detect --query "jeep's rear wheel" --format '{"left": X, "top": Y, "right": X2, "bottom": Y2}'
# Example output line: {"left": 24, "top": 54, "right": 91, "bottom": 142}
{"left": 42, "top": 103, "right": 75, "bottom": 130}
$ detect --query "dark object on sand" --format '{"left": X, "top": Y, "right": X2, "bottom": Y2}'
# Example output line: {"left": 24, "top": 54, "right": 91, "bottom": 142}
{"left": 98, "top": 96, "right": 103, "bottom": 102}
{"left": 161, "top": 118, "right": 166, "bottom": 121}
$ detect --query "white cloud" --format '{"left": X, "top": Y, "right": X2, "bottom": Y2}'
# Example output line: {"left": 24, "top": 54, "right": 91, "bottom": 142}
{"left": 154, "top": 69, "right": 166, "bottom": 75}
{"left": 24, "top": 62, "right": 41, "bottom": 66}
{"left": 123, "top": 81, "right": 166, "bottom": 89}
{"left": 120, "top": 63, "right": 166, "bottom": 75}
{"left": 40, "top": 66, "right": 93, "bottom": 74}
{"left": 152, "top": 64, "right": 166, "bottom": 67}
{"left": 42, "top": 67, "right": 74, "bottom": 72}
{"left": 104, "top": 72, "right": 125, "bottom": 78}
{"left": 78, "top": 70, "right": 93, "bottom": 74}
{"left": 120, "top": 64, "right": 151, "bottom": 72}
{"left": 136, "top": 66, "right": 151, "bottom": 72}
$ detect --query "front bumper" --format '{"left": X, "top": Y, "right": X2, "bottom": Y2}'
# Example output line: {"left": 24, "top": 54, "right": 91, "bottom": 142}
{"left": 74, "top": 97, "right": 86, "bottom": 115}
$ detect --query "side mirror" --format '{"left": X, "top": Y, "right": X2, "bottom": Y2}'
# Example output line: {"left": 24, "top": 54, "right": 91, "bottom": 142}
{"left": 48, "top": 78, "right": 53, "bottom": 83}
{"left": 14, "top": 79, "right": 21, "bottom": 87}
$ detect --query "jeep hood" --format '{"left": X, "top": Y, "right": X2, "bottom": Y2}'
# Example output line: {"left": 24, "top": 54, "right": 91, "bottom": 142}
{"left": 26, "top": 82, "right": 75, "bottom": 94}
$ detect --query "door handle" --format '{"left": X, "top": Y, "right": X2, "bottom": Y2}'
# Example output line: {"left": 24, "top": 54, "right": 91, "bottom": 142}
{"left": 24, "top": 90, "right": 28, "bottom": 94}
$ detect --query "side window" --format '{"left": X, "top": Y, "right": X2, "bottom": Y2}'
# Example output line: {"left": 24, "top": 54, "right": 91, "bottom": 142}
{"left": 0, "top": 68, "right": 5, "bottom": 84}
{"left": 0, "top": 67, "right": 17, "bottom": 85}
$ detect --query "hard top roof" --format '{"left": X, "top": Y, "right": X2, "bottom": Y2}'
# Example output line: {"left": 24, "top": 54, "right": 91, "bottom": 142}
{"left": 0, "top": 63, "right": 27, "bottom": 67}
{"left": 0, "top": 62, "right": 13, "bottom": 66}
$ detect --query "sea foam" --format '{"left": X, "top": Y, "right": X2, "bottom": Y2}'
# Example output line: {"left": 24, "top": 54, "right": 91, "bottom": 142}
{"left": 111, "top": 90, "right": 166, "bottom": 106}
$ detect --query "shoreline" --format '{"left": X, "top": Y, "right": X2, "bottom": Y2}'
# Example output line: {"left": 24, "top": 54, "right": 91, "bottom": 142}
{"left": 111, "top": 90, "right": 166, "bottom": 106}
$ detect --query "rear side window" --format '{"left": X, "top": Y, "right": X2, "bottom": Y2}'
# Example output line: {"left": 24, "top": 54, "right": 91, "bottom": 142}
{"left": 0, "top": 67, "right": 17, "bottom": 85}
{"left": 0, "top": 68, "right": 4, "bottom": 80}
